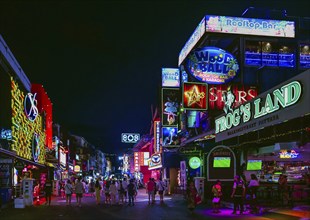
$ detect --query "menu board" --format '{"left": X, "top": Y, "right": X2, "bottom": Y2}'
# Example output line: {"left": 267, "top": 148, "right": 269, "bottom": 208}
{"left": 0, "top": 159, "right": 12, "bottom": 187}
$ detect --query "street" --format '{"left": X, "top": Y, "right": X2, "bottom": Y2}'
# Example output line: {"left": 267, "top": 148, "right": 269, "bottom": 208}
{"left": 1, "top": 189, "right": 309, "bottom": 220}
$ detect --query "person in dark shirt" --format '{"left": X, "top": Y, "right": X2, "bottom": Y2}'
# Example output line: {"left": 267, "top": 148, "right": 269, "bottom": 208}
{"left": 127, "top": 179, "right": 136, "bottom": 206}
{"left": 44, "top": 179, "right": 53, "bottom": 206}
{"left": 231, "top": 175, "right": 246, "bottom": 214}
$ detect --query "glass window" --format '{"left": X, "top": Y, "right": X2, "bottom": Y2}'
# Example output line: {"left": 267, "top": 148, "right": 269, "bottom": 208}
{"left": 279, "top": 44, "right": 295, "bottom": 67}
{"left": 245, "top": 41, "right": 261, "bottom": 66}
{"left": 300, "top": 44, "right": 310, "bottom": 69}
{"left": 262, "top": 42, "right": 278, "bottom": 67}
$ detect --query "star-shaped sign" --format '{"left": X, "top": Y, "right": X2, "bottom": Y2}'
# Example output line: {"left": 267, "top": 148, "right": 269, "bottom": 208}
{"left": 185, "top": 85, "right": 205, "bottom": 107}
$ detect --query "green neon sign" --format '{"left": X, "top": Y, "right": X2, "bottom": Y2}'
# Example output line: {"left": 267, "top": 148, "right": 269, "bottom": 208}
{"left": 189, "top": 157, "right": 201, "bottom": 169}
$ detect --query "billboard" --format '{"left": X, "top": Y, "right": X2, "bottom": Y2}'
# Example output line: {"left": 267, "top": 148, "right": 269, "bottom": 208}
{"left": 162, "top": 88, "right": 180, "bottom": 126}
{"left": 182, "top": 82, "right": 208, "bottom": 110}
{"left": 162, "top": 68, "right": 180, "bottom": 87}
{"left": 185, "top": 47, "right": 239, "bottom": 84}
{"left": 205, "top": 15, "right": 295, "bottom": 38}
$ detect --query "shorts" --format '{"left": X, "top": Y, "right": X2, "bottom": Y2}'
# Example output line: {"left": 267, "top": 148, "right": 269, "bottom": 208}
{"left": 76, "top": 193, "right": 83, "bottom": 198}
{"left": 158, "top": 190, "right": 164, "bottom": 195}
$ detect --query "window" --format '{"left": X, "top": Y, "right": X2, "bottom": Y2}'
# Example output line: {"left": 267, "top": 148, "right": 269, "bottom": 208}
{"left": 300, "top": 44, "right": 310, "bottom": 69}
{"left": 245, "top": 40, "right": 295, "bottom": 68}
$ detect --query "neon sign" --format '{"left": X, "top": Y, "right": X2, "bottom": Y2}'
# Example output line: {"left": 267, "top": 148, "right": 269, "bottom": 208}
{"left": 205, "top": 15, "right": 295, "bottom": 38}
{"left": 11, "top": 78, "right": 46, "bottom": 163}
{"left": 279, "top": 150, "right": 299, "bottom": 159}
{"left": 183, "top": 82, "right": 208, "bottom": 110}
{"left": 121, "top": 133, "right": 140, "bottom": 143}
{"left": 186, "top": 47, "right": 239, "bottom": 84}
{"left": 189, "top": 157, "right": 201, "bottom": 169}
{"left": 215, "top": 81, "right": 302, "bottom": 134}
{"left": 154, "top": 121, "right": 161, "bottom": 153}
{"left": 24, "top": 93, "right": 38, "bottom": 121}
{"left": 162, "top": 68, "right": 180, "bottom": 87}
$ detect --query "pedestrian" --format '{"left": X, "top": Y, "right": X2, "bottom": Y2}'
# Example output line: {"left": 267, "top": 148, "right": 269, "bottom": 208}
{"left": 44, "top": 179, "right": 53, "bottom": 206}
{"left": 89, "top": 179, "right": 95, "bottom": 197}
{"left": 231, "top": 175, "right": 246, "bottom": 214}
{"left": 65, "top": 179, "right": 73, "bottom": 206}
{"left": 118, "top": 180, "right": 125, "bottom": 205}
{"left": 94, "top": 179, "right": 102, "bottom": 205}
{"left": 156, "top": 178, "right": 166, "bottom": 203}
{"left": 104, "top": 181, "right": 111, "bottom": 205}
{"left": 279, "top": 174, "right": 290, "bottom": 206}
{"left": 146, "top": 177, "right": 155, "bottom": 204}
{"left": 109, "top": 180, "right": 118, "bottom": 205}
{"left": 127, "top": 179, "right": 136, "bottom": 206}
{"left": 75, "top": 177, "right": 84, "bottom": 207}
{"left": 186, "top": 180, "right": 198, "bottom": 214}
{"left": 211, "top": 179, "right": 222, "bottom": 213}
{"left": 248, "top": 174, "right": 259, "bottom": 214}
{"left": 121, "top": 178, "right": 128, "bottom": 203}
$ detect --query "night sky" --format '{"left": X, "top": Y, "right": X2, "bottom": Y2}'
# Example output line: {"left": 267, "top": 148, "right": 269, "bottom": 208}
{"left": 0, "top": 1, "right": 307, "bottom": 155}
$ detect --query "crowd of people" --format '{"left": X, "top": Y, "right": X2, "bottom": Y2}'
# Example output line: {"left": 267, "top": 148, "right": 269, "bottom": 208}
{"left": 45, "top": 176, "right": 168, "bottom": 207}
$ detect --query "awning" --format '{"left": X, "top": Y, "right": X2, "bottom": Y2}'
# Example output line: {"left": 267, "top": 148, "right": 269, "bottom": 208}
{"left": 15, "top": 156, "right": 46, "bottom": 168}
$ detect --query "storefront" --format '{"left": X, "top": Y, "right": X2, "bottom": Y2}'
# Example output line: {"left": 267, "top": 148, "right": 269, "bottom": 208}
{"left": 215, "top": 69, "right": 310, "bottom": 202}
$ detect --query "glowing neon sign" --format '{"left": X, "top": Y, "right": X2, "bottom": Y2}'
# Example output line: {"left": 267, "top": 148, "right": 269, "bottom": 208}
{"left": 205, "top": 15, "right": 295, "bottom": 38}
{"left": 24, "top": 93, "right": 38, "bottom": 121}
{"left": 215, "top": 81, "right": 302, "bottom": 134}
{"left": 186, "top": 47, "right": 239, "bottom": 84}
{"left": 11, "top": 78, "right": 46, "bottom": 163}
{"left": 189, "top": 157, "right": 201, "bottom": 169}
{"left": 279, "top": 150, "right": 299, "bottom": 159}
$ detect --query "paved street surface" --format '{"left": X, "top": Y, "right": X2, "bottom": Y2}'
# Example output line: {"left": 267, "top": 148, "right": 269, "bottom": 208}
{"left": 1, "top": 189, "right": 309, "bottom": 220}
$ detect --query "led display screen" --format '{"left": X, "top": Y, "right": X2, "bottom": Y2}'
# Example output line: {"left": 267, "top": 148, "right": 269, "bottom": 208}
{"left": 213, "top": 157, "right": 231, "bottom": 168}
{"left": 246, "top": 160, "right": 262, "bottom": 170}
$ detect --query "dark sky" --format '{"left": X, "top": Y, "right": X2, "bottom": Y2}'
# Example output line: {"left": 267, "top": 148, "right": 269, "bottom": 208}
{"left": 0, "top": 0, "right": 307, "bottom": 155}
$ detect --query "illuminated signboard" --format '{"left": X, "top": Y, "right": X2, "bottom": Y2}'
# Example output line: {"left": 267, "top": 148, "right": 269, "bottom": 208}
{"left": 162, "top": 126, "right": 178, "bottom": 147}
{"left": 148, "top": 153, "right": 162, "bottom": 170}
{"left": 154, "top": 120, "right": 161, "bottom": 153}
{"left": 179, "top": 17, "right": 206, "bottom": 66}
{"left": 279, "top": 150, "right": 299, "bottom": 159}
{"left": 183, "top": 82, "right": 208, "bottom": 110}
{"left": 189, "top": 157, "right": 201, "bottom": 169}
{"left": 0, "top": 128, "right": 12, "bottom": 140}
{"left": 186, "top": 47, "right": 239, "bottom": 84}
{"left": 209, "top": 84, "right": 257, "bottom": 112}
{"left": 121, "top": 133, "right": 140, "bottom": 143}
{"left": 11, "top": 78, "right": 46, "bottom": 164}
{"left": 216, "top": 81, "right": 302, "bottom": 134}
{"left": 24, "top": 93, "right": 38, "bottom": 122}
{"left": 59, "top": 147, "right": 67, "bottom": 168}
{"left": 162, "top": 68, "right": 180, "bottom": 87}
{"left": 74, "top": 165, "right": 81, "bottom": 172}
{"left": 205, "top": 15, "right": 295, "bottom": 38}
{"left": 134, "top": 152, "right": 139, "bottom": 171}
{"left": 214, "top": 69, "right": 310, "bottom": 142}
{"left": 162, "top": 88, "right": 180, "bottom": 126}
